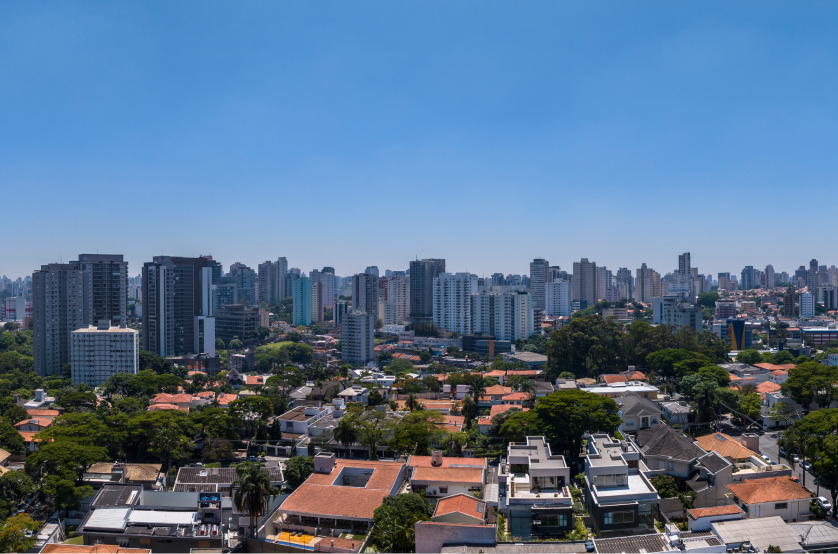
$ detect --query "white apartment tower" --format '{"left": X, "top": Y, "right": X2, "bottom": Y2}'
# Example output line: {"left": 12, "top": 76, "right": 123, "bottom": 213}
{"left": 381, "top": 276, "right": 410, "bottom": 325}
{"left": 529, "top": 259, "right": 550, "bottom": 311}
{"left": 634, "top": 263, "right": 662, "bottom": 303}
{"left": 572, "top": 258, "right": 597, "bottom": 306}
{"left": 71, "top": 320, "right": 139, "bottom": 387}
{"left": 545, "top": 280, "right": 571, "bottom": 317}
{"left": 765, "top": 265, "right": 775, "bottom": 290}
{"left": 433, "top": 272, "right": 478, "bottom": 335}
{"left": 800, "top": 292, "right": 815, "bottom": 318}
{"left": 342, "top": 310, "right": 375, "bottom": 364}
{"left": 471, "top": 290, "right": 533, "bottom": 341}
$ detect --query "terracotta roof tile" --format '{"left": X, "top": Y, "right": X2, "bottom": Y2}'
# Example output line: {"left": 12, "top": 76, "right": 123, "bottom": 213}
{"left": 434, "top": 493, "right": 485, "bottom": 520}
{"left": 408, "top": 456, "right": 486, "bottom": 469}
{"left": 42, "top": 543, "right": 150, "bottom": 553}
{"left": 602, "top": 374, "right": 628, "bottom": 384}
{"left": 501, "top": 392, "right": 529, "bottom": 401}
{"left": 26, "top": 409, "right": 60, "bottom": 417}
{"left": 726, "top": 476, "right": 813, "bottom": 504}
{"left": 756, "top": 381, "right": 782, "bottom": 394}
{"left": 695, "top": 433, "right": 758, "bottom": 460}
{"left": 412, "top": 467, "right": 484, "bottom": 484}
{"left": 687, "top": 505, "right": 744, "bottom": 519}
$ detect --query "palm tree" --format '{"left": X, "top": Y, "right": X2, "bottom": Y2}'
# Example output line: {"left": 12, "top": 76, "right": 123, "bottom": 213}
{"left": 233, "top": 461, "right": 278, "bottom": 538}
{"left": 405, "top": 393, "right": 420, "bottom": 411}
{"left": 467, "top": 375, "right": 486, "bottom": 409}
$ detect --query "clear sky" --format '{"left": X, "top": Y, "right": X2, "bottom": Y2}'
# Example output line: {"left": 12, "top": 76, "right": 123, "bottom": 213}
{"left": 3, "top": 1, "right": 837, "bottom": 280}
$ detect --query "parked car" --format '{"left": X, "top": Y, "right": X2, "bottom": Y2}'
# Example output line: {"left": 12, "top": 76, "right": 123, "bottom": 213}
{"left": 792, "top": 454, "right": 800, "bottom": 463}
{"left": 761, "top": 455, "right": 771, "bottom": 464}
{"left": 585, "top": 540, "right": 595, "bottom": 552}
{"left": 779, "top": 447, "right": 787, "bottom": 457}
{"left": 816, "top": 497, "right": 833, "bottom": 511}
{"left": 802, "top": 461, "right": 812, "bottom": 470}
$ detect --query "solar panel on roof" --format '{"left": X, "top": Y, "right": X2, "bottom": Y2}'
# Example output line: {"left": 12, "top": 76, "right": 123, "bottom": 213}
{"left": 715, "top": 434, "right": 727, "bottom": 441}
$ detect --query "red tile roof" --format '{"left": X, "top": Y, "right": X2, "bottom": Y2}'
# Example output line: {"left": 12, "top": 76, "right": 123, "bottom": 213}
{"left": 408, "top": 456, "right": 487, "bottom": 469}
{"left": 756, "top": 381, "right": 782, "bottom": 394}
{"left": 501, "top": 392, "right": 529, "bottom": 401}
{"left": 147, "top": 403, "right": 189, "bottom": 413}
{"left": 695, "top": 433, "right": 758, "bottom": 460}
{"left": 412, "top": 467, "right": 484, "bottom": 484}
{"left": 601, "top": 374, "right": 628, "bottom": 385}
{"left": 726, "top": 476, "right": 813, "bottom": 504}
{"left": 150, "top": 393, "right": 193, "bottom": 405}
{"left": 434, "top": 493, "right": 485, "bottom": 520}
{"left": 26, "top": 409, "right": 60, "bottom": 418}
{"left": 687, "top": 505, "right": 744, "bottom": 519}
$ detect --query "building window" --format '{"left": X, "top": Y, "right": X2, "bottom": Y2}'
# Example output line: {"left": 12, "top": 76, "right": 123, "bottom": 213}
{"left": 603, "top": 511, "right": 634, "bottom": 525}
{"left": 668, "top": 461, "right": 674, "bottom": 471}
{"left": 775, "top": 503, "right": 788, "bottom": 510}
{"left": 559, "top": 514, "right": 568, "bottom": 527}
{"left": 439, "top": 486, "right": 448, "bottom": 494}
{"left": 626, "top": 419, "right": 633, "bottom": 426}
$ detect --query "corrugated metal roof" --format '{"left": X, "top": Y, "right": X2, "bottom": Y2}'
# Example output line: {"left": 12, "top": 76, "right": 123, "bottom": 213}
{"left": 86, "top": 508, "right": 131, "bottom": 530}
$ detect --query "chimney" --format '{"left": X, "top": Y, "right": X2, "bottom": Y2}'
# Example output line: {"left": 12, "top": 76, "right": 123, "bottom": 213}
{"left": 741, "top": 433, "right": 760, "bottom": 454}
{"left": 314, "top": 452, "right": 336, "bottom": 474}
{"left": 431, "top": 450, "right": 443, "bottom": 467}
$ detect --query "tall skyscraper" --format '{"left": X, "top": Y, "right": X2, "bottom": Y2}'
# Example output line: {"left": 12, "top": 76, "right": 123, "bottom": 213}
{"left": 292, "top": 277, "right": 312, "bottom": 326}
{"left": 571, "top": 258, "right": 597, "bottom": 307}
{"left": 596, "top": 266, "right": 613, "bottom": 301}
{"left": 471, "top": 290, "right": 533, "bottom": 341}
{"left": 765, "top": 265, "right": 775, "bottom": 290}
{"left": 319, "top": 267, "right": 335, "bottom": 309}
{"left": 364, "top": 266, "right": 380, "bottom": 278}
{"left": 800, "top": 291, "right": 815, "bottom": 318}
{"left": 142, "top": 256, "right": 215, "bottom": 358}
{"left": 342, "top": 310, "right": 375, "bottom": 364}
{"left": 32, "top": 263, "right": 86, "bottom": 376}
{"left": 616, "top": 268, "right": 634, "bottom": 300}
{"left": 409, "top": 259, "right": 446, "bottom": 325}
{"left": 529, "top": 259, "right": 549, "bottom": 311}
{"left": 678, "top": 252, "right": 691, "bottom": 276}
{"left": 284, "top": 267, "right": 301, "bottom": 301}
{"left": 740, "top": 266, "right": 756, "bottom": 290}
{"left": 353, "top": 273, "right": 379, "bottom": 316}
{"left": 311, "top": 281, "right": 324, "bottom": 323}
{"left": 635, "top": 263, "right": 662, "bottom": 303}
{"left": 809, "top": 259, "right": 819, "bottom": 288}
{"left": 382, "top": 276, "right": 410, "bottom": 325}
{"left": 783, "top": 286, "right": 796, "bottom": 317}
{"left": 75, "top": 254, "right": 129, "bottom": 327}
{"left": 258, "top": 261, "right": 276, "bottom": 304}
{"left": 433, "top": 273, "right": 478, "bottom": 335}
{"left": 201, "top": 255, "right": 223, "bottom": 285}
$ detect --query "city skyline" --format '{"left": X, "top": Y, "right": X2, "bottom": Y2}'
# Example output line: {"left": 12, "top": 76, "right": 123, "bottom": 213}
{"left": 4, "top": 2, "right": 838, "bottom": 277}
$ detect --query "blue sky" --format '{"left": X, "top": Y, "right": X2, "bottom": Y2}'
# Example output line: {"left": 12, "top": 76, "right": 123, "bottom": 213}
{"left": 3, "top": 1, "right": 838, "bottom": 280}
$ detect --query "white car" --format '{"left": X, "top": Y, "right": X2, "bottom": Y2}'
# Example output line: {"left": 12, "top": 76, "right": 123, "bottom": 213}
{"left": 761, "top": 455, "right": 771, "bottom": 464}
{"left": 792, "top": 454, "right": 800, "bottom": 463}
{"left": 816, "top": 497, "right": 832, "bottom": 511}
{"left": 802, "top": 461, "right": 812, "bottom": 470}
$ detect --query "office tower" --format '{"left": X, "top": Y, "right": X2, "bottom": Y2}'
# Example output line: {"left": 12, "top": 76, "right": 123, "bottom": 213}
{"left": 201, "top": 255, "right": 223, "bottom": 285}
{"left": 678, "top": 252, "right": 691, "bottom": 276}
{"left": 545, "top": 280, "right": 571, "bottom": 317}
{"left": 384, "top": 276, "right": 410, "bottom": 325}
{"left": 212, "top": 276, "right": 238, "bottom": 312}
{"left": 333, "top": 300, "right": 348, "bottom": 328}
{"left": 471, "top": 290, "right": 533, "bottom": 341}
{"left": 718, "top": 273, "right": 733, "bottom": 291}
{"left": 783, "top": 286, "right": 796, "bottom": 318}
{"left": 32, "top": 263, "right": 86, "bottom": 376}
{"left": 229, "top": 263, "right": 257, "bottom": 305}
{"left": 764, "top": 265, "right": 775, "bottom": 290}
{"left": 142, "top": 256, "right": 215, "bottom": 358}
{"left": 364, "top": 266, "right": 379, "bottom": 278}
{"left": 258, "top": 261, "right": 276, "bottom": 304}
{"left": 596, "top": 266, "right": 613, "bottom": 301}
{"left": 432, "top": 273, "right": 478, "bottom": 335}
{"left": 800, "top": 292, "right": 815, "bottom": 318}
{"left": 292, "top": 277, "right": 312, "bottom": 326}
{"left": 547, "top": 266, "right": 562, "bottom": 283}
{"left": 215, "top": 304, "right": 263, "bottom": 344}
{"left": 667, "top": 273, "right": 693, "bottom": 301}
{"left": 491, "top": 273, "right": 506, "bottom": 286}
{"left": 615, "top": 268, "right": 634, "bottom": 301}
{"left": 529, "top": 259, "right": 549, "bottom": 311}
{"left": 715, "top": 300, "right": 737, "bottom": 320}
{"left": 311, "top": 281, "right": 324, "bottom": 323}
{"left": 75, "top": 254, "right": 129, "bottom": 327}
{"left": 342, "top": 310, "right": 375, "bottom": 364}
{"left": 572, "top": 258, "right": 597, "bottom": 307}
{"left": 70, "top": 320, "right": 138, "bottom": 387}
{"left": 353, "top": 273, "right": 379, "bottom": 316}
{"left": 740, "top": 266, "right": 756, "bottom": 290}
{"left": 634, "top": 263, "right": 662, "bottom": 303}
{"left": 409, "top": 259, "right": 446, "bottom": 325}
{"left": 284, "top": 267, "right": 301, "bottom": 301}
{"left": 654, "top": 298, "right": 702, "bottom": 332}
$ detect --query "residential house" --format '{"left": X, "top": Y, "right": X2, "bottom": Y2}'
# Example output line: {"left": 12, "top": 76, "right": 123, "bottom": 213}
{"left": 498, "top": 436, "right": 574, "bottom": 539}
{"left": 659, "top": 401, "right": 691, "bottom": 426}
{"left": 337, "top": 385, "right": 370, "bottom": 404}
{"left": 430, "top": 494, "right": 486, "bottom": 525}
{"left": 477, "top": 404, "right": 528, "bottom": 434}
{"left": 632, "top": 425, "right": 707, "bottom": 481}
{"left": 687, "top": 505, "right": 744, "bottom": 532}
{"left": 725, "top": 476, "right": 813, "bottom": 523}
{"left": 616, "top": 392, "right": 662, "bottom": 433}
{"left": 584, "top": 434, "right": 660, "bottom": 538}
{"left": 275, "top": 405, "right": 334, "bottom": 437}
{"left": 582, "top": 381, "right": 660, "bottom": 400}
{"left": 477, "top": 385, "right": 512, "bottom": 408}
{"left": 174, "top": 465, "right": 283, "bottom": 496}
{"left": 407, "top": 452, "right": 486, "bottom": 498}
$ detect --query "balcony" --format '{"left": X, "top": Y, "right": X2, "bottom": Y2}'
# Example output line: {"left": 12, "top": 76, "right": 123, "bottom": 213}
{"left": 508, "top": 474, "right": 572, "bottom": 503}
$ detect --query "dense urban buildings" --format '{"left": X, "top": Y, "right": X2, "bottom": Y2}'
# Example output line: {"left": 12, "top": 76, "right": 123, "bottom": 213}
{"left": 409, "top": 258, "right": 445, "bottom": 326}
{"left": 32, "top": 263, "right": 87, "bottom": 376}
{"left": 433, "top": 272, "right": 478, "bottom": 335}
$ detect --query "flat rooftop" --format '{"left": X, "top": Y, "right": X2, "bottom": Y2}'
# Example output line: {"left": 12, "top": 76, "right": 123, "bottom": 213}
{"left": 277, "top": 406, "right": 316, "bottom": 421}
{"left": 594, "top": 474, "right": 657, "bottom": 498}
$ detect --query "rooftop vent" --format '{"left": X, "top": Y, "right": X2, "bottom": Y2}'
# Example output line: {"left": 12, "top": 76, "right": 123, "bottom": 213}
{"left": 431, "top": 450, "right": 443, "bottom": 467}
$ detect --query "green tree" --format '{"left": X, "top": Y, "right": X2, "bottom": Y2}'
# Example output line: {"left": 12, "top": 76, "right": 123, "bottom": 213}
{"left": 533, "top": 390, "right": 621, "bottom": 457}
{"left": 736, "top": 349, "right": 763, "bottom": 365}
{"left": 369, "top": 493, "right": 432, "bottom": 553}
{"left": 813, "top": 434, "right": 838, "bottom": 517}
{"left": 215, "top": 338, "right": 226, "bottom": 350}
{"left": 334, "top": 417, "right": 358, "bottom": 451}
{"left": 692, "top": 380, "right": 720, "bottom": 422}
{"left": 386, "top": 358, "right": 415, "bottom": 375}
{"left": 0, "top": 514, "right": 39, "bottom": 553}
{"left": 783, "top": 362, "right": 838, "bottom": 411}
{"left": 546, "top": 315, "right": 626, "bottom": 378}
{"left": 696, "top": 291, "right": 720, "bottom": 309}
{"left": 284, "top": 455, "right": 314, "bottom": 489}
{"left": 740, "top": 392, "right": 762, "bottom": 420}
{"left": 233, "top": 461, "right": 278, "bottom": 537}
{"left": 697, "top": 365, "right": 731, "bottom": 387}
{"left": 392, "top": 411, "right": 444, "bottom": 457}
{"left": 650, "top": 475, "right": 678, "bottom": 498}
{"left": 0, "top": 420, "right": 24, "bottom": 454}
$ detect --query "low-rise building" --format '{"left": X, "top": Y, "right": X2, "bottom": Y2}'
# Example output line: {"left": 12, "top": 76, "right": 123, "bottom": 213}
{"left": 173, "top": 465, "right": 283, "bottom": 496}
{"left": 725, "top": 476, "right": 813, "bottom": 523}
{"left": 70, "top": 321, "right": 139, "bottom": 388}
{"left": 659, "top": 400, "right": 691, "bottom": 426}
{"left": 617, "top": 392, "right": 662, "bottom": 433}
{"left": 407, "top": 453, "right": 486, "bottom": 498}
{"left": 430, "top": 493, "right": 487, "bottom": 524}
{"left": 275, "top": 405, "right": 333, "bottom": 436}
{"left": 687, "top": 505, "right": 744, "bottom": 532}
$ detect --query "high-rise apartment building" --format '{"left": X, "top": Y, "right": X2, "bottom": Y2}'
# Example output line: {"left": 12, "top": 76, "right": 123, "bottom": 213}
{"left": 471, "top": 290, "right": 533, "bottom": 341}
{"left": 678, "top": 252, "right": 691, "bottom": 276}
{"left": 809, "top": 259, "right": 819, "bottom": 288}
{"left": 319, "top": 267, "right": 335, "bottom": 309}
{"left": 142, "top": 256, "right": 215, "bottom": 358}
{"left": 433, "top": 273, "right": 478, "bottom": 335}
{"left": 365, "top": 266, "right": 380, "bottom": 278}
{"left": 333, "top": 300, "right": 348, "bottom": 328}
{"left": 634, "top": 263, "right": 661, "bottom": 303}
{"left": 311, "top": 281, "right": 324, "bottom": 323}
{"left": 596, "top": 266, "right": 613, "bottom": 301}
{"left": 740, "top": 266, "right": 756, "bottom": 290}
{"left": 212, "top": 276, "right": 237, "bottom": 312}
{"left": 800, "top": 292, "right": 815, "bottom": 318}
{"left": 230, "top": 263, "right": 257, "bottom": 305}
{"left": 783, "top": 286, "right": 796, "bottom": 317}
{"left": 572, "top": 258, "right": 597, "bottom": 307}
{"left": 75, "top": 254, "right": 129, "bottom": 327}
{"left": 285, "top": 268, "right": 301, "bottom": 301}
{"left": 215, "top": 304, "right": 262, "bottom": 344}
{"left": 202, "top": 256, "right": 223, "bottom": 285}
{"left": 545, "top": 280, "right": 571, "bottom": 317}
{"left": 409, "top": 259, "right": 445, "bottom": 325}
{"left": 615, "top": 268, "right": 634, "bottom": 301}
{"left": 71, "top": 320, "right": 138, "bottom": 388}
{"left": 380, "top": 276, "right": 409, "bottom": 325}
{"left": 32, "top": 263, "right": 86, "bottom": 376}
{"left": 764, "top": 265, "right": 775, "bottom": 290}
{"left": 529, "top": 259, "right": 549, "bottom": 311}
{"left": 258, "top": 259, "right": 287, "bottom": 304}
{"left": 342, "top": 310, "right": 375, "bottom": 364}
{"left": 353, "top": 273, "right": 379, "bottom": 316}
{"left": 292, "top": 277, "right": 312, "bottom": 326}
